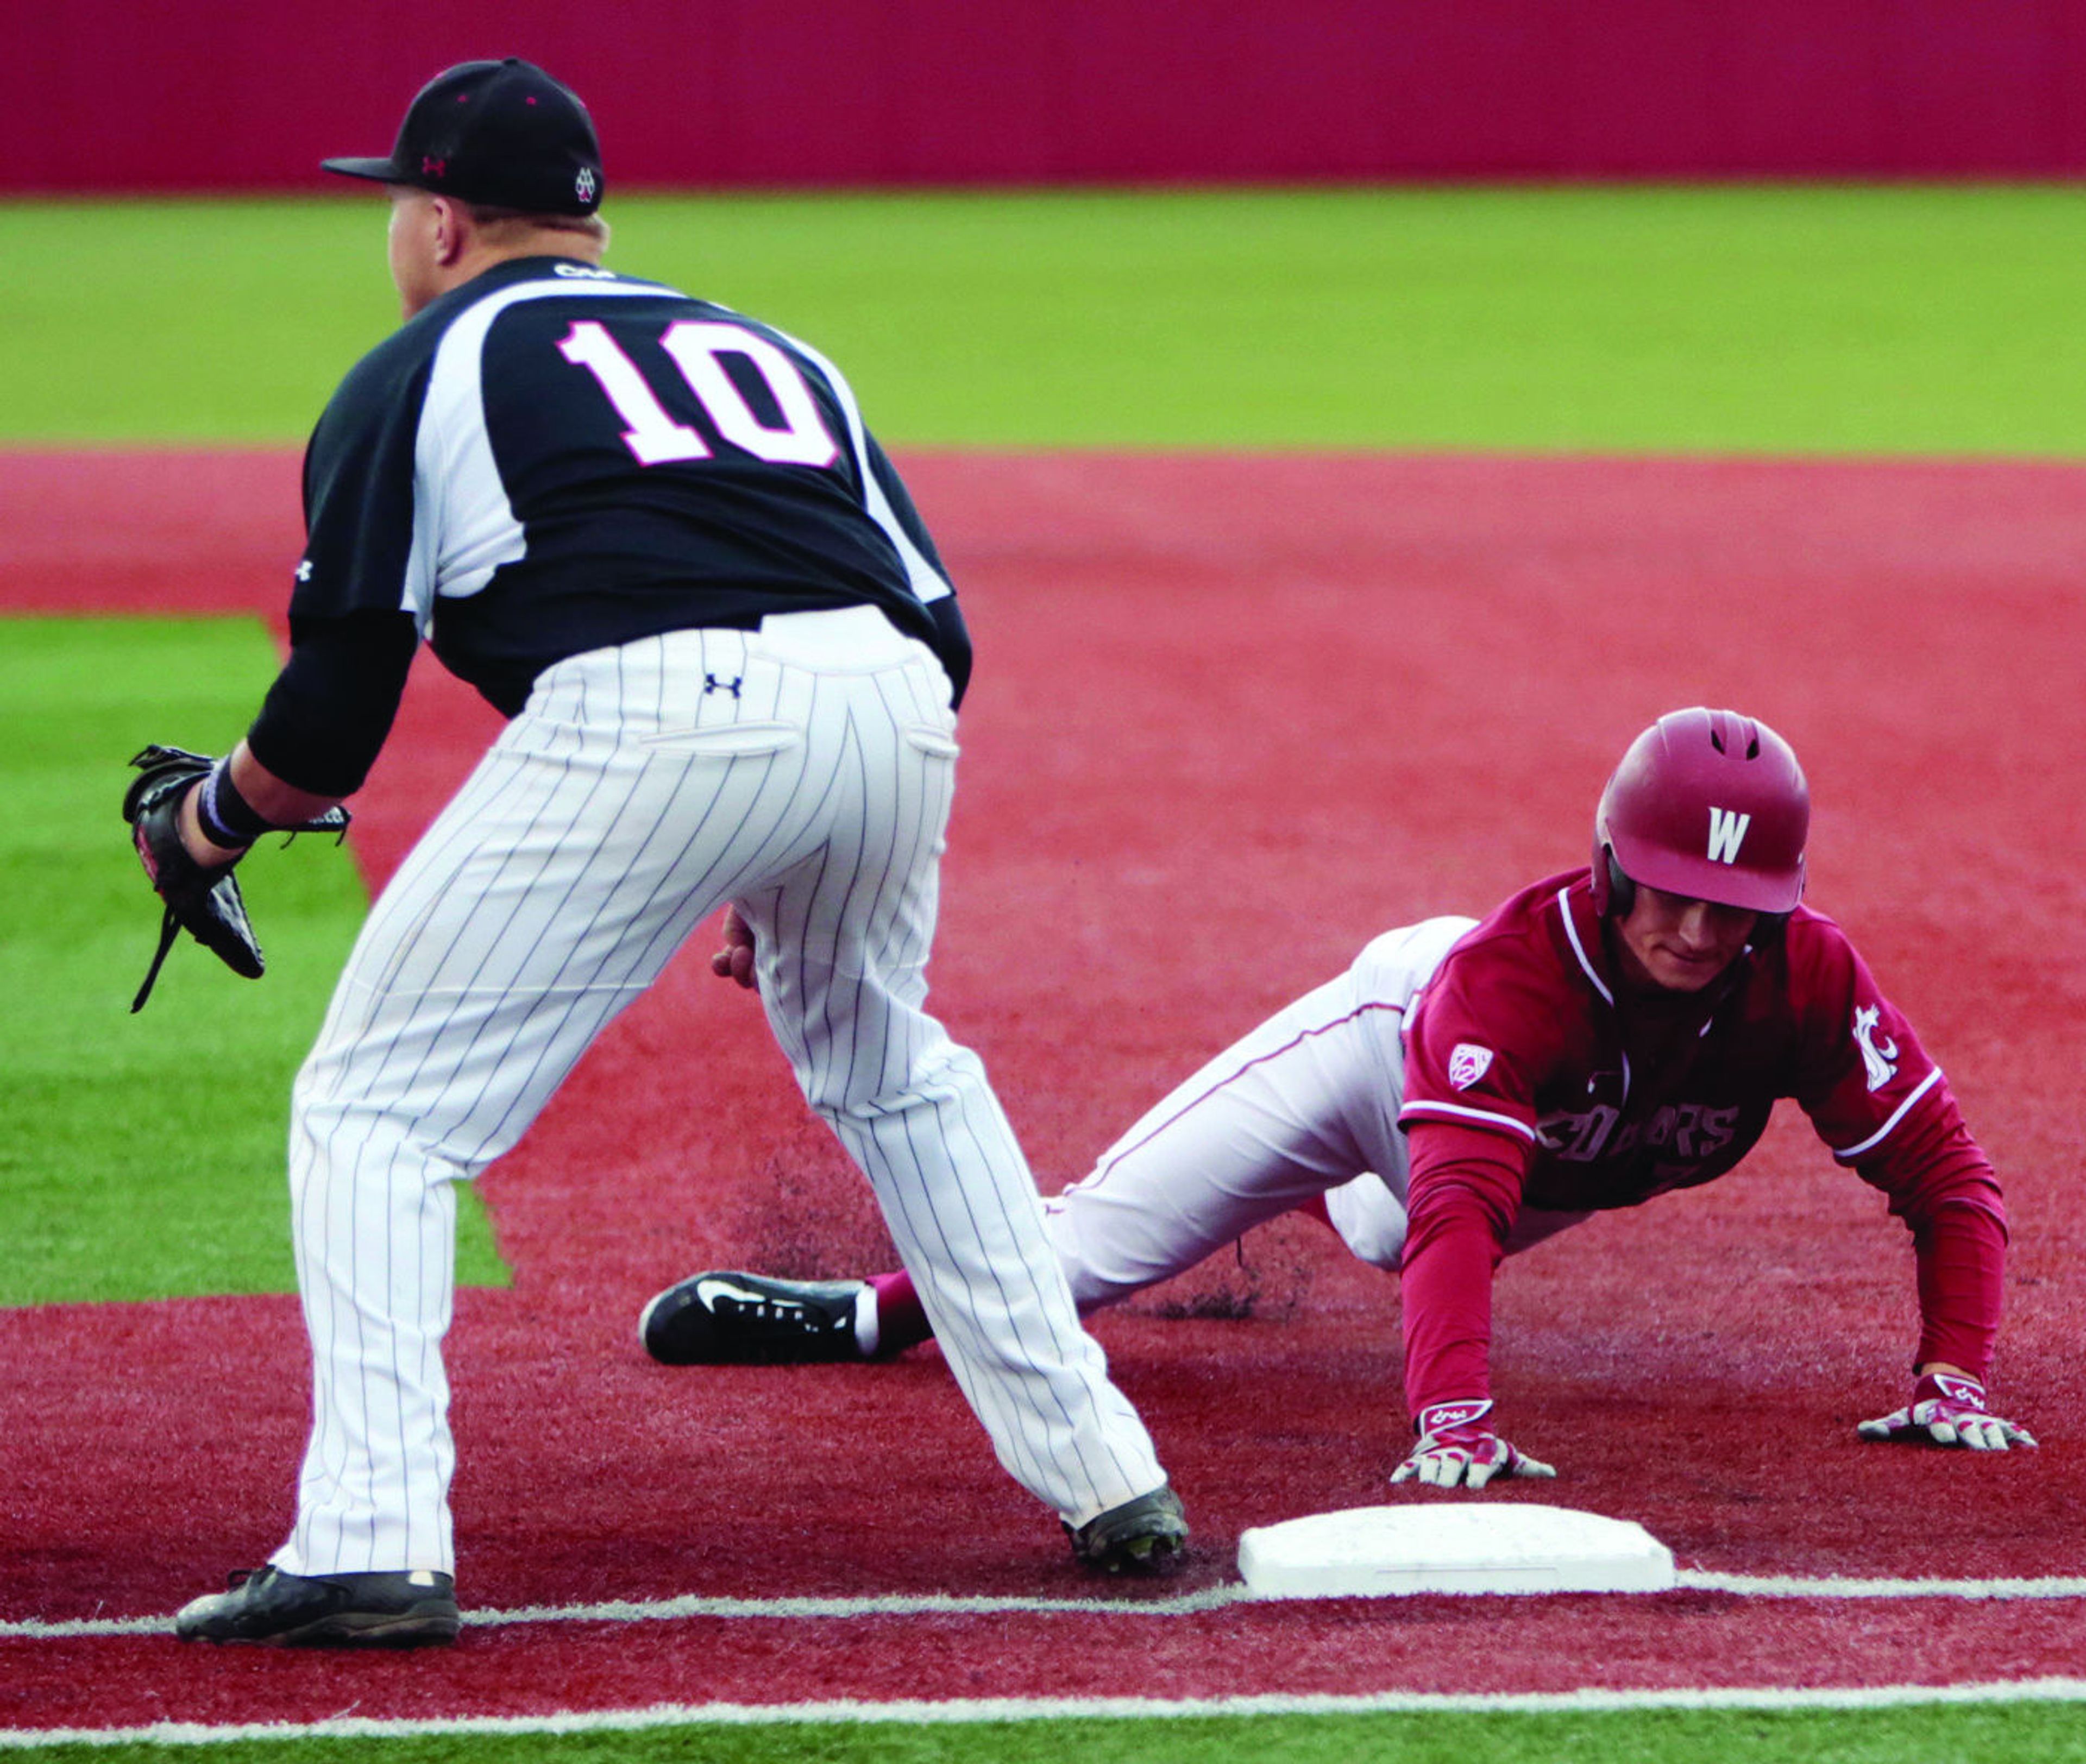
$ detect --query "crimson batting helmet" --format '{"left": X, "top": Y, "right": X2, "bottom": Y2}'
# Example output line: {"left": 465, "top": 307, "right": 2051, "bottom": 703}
{"left": 1591, "top": 708, "right": 1809, "bottom": 917}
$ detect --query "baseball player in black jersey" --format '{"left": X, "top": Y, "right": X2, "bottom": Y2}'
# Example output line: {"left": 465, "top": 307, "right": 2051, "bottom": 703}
{"left": 170, "top": 59, "right": 1184, "bottom": 1647}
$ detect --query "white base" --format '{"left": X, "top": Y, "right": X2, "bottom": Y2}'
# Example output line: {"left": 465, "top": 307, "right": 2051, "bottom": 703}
{"left": 1237, "top": 1502, "right": 1676, "bottom": 1598}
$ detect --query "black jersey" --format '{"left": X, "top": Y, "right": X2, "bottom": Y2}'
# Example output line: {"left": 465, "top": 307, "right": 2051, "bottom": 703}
{"left": 291, "top": 256, "right": 968, "bottom": 716}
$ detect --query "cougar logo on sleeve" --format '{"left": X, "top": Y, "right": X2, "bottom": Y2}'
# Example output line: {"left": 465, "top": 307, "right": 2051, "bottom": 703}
{"left": 1448, "top": 1043, "right": 1496, "bottom": 1090}
{"left": 1852, "top": 1004, "right": 1900, "bottom": 1092}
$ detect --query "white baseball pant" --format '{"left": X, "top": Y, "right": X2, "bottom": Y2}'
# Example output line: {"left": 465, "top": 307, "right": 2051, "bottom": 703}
{"left": 275, "top": 607, "right": 1166, "bottom": 1577}
{"left": 1039, "top": 916, "right": 1591, "bottom": 1306}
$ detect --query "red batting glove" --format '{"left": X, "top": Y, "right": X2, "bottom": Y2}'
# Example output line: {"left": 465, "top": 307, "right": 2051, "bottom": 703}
{"left": 1391, "top": 1399, "right": 1557, "bottom": 1490}
{"left": 1857, "top": 1371, "right": 2037, "bottom": 1451}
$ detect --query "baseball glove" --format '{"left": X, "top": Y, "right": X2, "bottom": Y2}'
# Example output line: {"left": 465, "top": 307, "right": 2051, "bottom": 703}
{"left": 122, "top": 744, "right": 350, "bottom": 1013}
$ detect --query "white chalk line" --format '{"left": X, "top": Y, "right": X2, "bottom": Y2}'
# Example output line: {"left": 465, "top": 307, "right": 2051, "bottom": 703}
{"left": 8, "top": 1569, "right": 2086, "bottom": 1641}
{"left": 5, "top": 1680, "right": 2086, "bottom": 1748}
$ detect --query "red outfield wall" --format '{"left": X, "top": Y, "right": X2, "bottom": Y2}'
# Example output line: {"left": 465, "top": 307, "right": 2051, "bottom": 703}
{"left": 9, "top": 0, "right": 2086, "bottom": 194}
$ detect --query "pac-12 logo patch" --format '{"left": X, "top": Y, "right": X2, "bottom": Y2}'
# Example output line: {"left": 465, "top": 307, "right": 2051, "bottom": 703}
{"left": 1448, "top": 1043, "right": 1495, "bottom": 1090}
{"left": 1852, "top": 1004, "right": 1900, "bottom": 1092}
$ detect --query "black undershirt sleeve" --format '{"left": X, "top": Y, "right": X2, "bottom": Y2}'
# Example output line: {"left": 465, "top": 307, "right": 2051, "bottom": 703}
{"left": 245, "top": 610, "right": 421, "bottom": 799}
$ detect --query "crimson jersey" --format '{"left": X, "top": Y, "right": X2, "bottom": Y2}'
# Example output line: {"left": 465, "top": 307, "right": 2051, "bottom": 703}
{"left": 1396, "top": 871, "right": 2008, "bottom": 1414}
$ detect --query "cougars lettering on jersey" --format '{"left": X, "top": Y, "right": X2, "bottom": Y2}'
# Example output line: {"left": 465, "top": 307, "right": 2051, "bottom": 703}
{"left": 1394, "top": 871, "right": 2008, "bottom": 1415}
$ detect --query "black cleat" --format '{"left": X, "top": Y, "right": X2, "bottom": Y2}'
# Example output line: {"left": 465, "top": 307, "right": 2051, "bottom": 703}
{"left": 639, "top": 1270, "right": 868, "bottom": 1365}
{"left": 1066, "top": 1485, "right": 1190, "bottom": 1574}
{"left": 173, "top": 1566, "right": 460, "bottom": 1647}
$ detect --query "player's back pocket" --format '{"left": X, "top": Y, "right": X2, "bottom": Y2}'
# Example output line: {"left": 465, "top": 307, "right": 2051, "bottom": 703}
{"left": 638, "top": 721, "right": 802, "bottom": 757}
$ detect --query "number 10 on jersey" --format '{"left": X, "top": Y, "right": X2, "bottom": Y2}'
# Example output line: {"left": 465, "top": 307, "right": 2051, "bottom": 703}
{"left": 557, "top": 319, "right": 840, "bottom": 469}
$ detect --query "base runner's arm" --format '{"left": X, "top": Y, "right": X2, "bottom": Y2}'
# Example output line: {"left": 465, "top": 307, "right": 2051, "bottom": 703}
{"left": 1853, "top": 1107, "right": 2030, "bottom": 1450}
{"left": 1398, "top": 1120, "right": 1525, "bottom": 1415}
{"left": 1852, "top": 1096, "right": 2009, "bottom": 1378}
{"left": 1392, "top": 1123, "right": 1555, "bottom": 1489}
{"left": 1796, "top": 925, "right": 2024, "bottom": 1443}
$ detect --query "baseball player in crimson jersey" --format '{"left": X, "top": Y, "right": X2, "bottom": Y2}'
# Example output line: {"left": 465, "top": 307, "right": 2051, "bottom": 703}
{"left": 646, "top": 709, "right": 2032, "bottom": 1486}
{"left": 168, "top": 58, "right": 1182, "bottom": 1647}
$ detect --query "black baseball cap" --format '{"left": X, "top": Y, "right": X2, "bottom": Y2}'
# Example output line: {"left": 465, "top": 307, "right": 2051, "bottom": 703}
{"left": 323, "top": 58, "right": 604, "bottom": 216}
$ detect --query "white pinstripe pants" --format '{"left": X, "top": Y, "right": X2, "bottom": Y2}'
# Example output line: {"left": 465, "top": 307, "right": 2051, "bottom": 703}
{"left": 274, "top": 608, "right": 1167, "bottom": 1578}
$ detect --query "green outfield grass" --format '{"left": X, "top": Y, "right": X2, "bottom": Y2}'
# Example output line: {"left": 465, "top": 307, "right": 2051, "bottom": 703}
{"left": 21, "top": 1702, "right": 2086, "bottom": 1764}
{"left": 7, "top": 184, "right": 2086, "bottom": 452}
{"left": 0, "top": 616, "right": 505, "bottom": 1305}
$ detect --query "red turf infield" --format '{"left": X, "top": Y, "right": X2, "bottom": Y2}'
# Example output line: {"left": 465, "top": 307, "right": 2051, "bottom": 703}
{"left": 2, "top": 449, "right": 2082, "bottom": 1727}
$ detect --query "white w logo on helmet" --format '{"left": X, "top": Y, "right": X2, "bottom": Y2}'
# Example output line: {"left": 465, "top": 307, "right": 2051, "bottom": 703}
{"left": 1706, "top": 806, "right": 1751, "bottom": 864}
